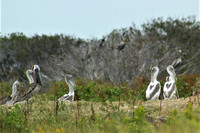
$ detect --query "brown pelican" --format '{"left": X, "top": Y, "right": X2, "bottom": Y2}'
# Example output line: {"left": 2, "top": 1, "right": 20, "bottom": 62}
{"left": 171, "top": 50, "right": 182, "bottom": 69}
{"left": 0, "top": 80, "right": 20, "bottom": 105}
{"left": 98, "top": 39, "right": 105, "bottom": 48}
{"left": 146, "top": 66, "right": 161, "bottom": 100}
{"left": 58, "top": 74, "right": 75, "bottom": 102}
{"left": 14, "top": 65, "right": 43, "bottom": 104}
{"left": 117, "top": 31, "right": 127, "bottom": 51}
{"left": 117, "top": 41, "right": 126, "bottom": 51}
{"left": 163, "top": 65, "right": 179, "bottom": 99}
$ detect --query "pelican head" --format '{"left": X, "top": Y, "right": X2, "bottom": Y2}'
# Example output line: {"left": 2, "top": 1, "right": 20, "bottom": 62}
{"left": 151, "top": 66, "right": 159, "bottom": 82}
{"left": 11, "top": 80, "right": 20, "bottom": 98}
{"left": 65, "top": 74, "right": 75, "bottom": 86}
{"left": 32, "top": 65, "right": 43, "bottom": 86}
{"left": 65, "top": 74, "right": 75, "bottom": 94}
{"left": 167, "top": 65, "right": 176, "bottom": 81}
{"left": 32, "top": 65, "right": 40, "bottom": 71}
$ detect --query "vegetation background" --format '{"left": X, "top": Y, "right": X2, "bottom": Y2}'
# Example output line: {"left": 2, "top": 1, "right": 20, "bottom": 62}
{"left": 0, "top": 17, "right": 200, "bottom": 133}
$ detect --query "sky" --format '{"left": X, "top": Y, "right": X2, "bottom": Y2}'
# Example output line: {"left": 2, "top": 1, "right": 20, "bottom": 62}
{"left": 1, "top": 0, "right": 200, "bottom": 39}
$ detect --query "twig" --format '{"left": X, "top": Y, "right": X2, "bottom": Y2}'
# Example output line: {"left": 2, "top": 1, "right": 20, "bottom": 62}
{"left": 90, "top": 103, "right": 95, "bottom": 121}
{"left": 55, "top": 100, "right": 59, "bottom": 117}
{"left": 25, "top": 100, "right": 29, "bottom": 122}
{"left": 118, "top": 95, "right": 120, "bottom": 113}
{"left": 159, "top": 99, "right": 162, "bottom": 116}
{"left": 75, "top": 98, "right": 79, "bottom": 132}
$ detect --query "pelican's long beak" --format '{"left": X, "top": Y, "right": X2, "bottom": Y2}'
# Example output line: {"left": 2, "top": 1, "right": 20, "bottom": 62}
{"left": 35, "top": 69, "right": 43, "bottom": 86}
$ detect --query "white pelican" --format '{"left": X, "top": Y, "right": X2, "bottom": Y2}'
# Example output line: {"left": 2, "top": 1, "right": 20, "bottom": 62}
{"left": 58, "top": 74, "right": 75, "bottom": 102}
{"left": 163, "top": 65, "right": 179, "bottom": 99}
{"left": 146, "top": 66, "right": 161, "bottom": 100}
{"left": 14, "top": 65, "right": 43, "bottom": 104}
{"left": 0, "top": 80, "right": 20, "bottom": 105}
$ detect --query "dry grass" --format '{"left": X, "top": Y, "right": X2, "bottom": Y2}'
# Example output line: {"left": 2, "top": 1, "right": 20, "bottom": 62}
{"left": 2, "top": 94, "right": 199, "bottom": 116}
{"left": 1, "top": 95, "right": 200, "bottom": 133}
{"left": 1, "top": 94, "right": 199, "bottom": 123}
{"left": 143, "top": 95, "right": 200, "bottom": 116}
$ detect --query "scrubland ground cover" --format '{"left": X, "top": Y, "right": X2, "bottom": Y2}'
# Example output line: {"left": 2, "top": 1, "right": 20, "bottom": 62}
{"left": 0, "top": 75, "right": 200, "bottom": 133}
{"left": 0, "top": 17, "right": 200, "bottom": 132}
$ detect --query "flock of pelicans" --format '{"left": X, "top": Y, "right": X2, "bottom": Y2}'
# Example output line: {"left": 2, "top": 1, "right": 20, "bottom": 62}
{"left": 0, "top": 64, "right": 183, "bottom": 106}
{"left": 146, "top": 65, "right": 179, "bottom": 101}
{"left": 0, "top": 65, "right": 76, "bottom": 105}
{"left": 0, "top": 31, "right": 186, "bottom": 106}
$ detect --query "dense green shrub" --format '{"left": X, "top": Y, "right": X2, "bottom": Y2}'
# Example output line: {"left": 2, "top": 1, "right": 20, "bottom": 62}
{"left": 176, "top": 74, "right": 198, "bottom": 98}
{"left": 45, "top": 74, "right": 199, "bottom": 103}
{"left": 0, "top": 105, "right": 28, "bottom": 132}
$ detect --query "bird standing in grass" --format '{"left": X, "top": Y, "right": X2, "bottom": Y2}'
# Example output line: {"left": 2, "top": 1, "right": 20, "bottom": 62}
{"left": 0, "top": 80, "right": 20, "bottom": 105}
{"left": 58, "top": 74, "right": 76, "bottom": 102}
{"left": 163, "top": 65, "right": 179, "bottom": 99}
{"left": 14, "top": 65, "right": 43, "bottom": 104}
{"left": 146, "top": 66, "right": 161, "bottom": 101}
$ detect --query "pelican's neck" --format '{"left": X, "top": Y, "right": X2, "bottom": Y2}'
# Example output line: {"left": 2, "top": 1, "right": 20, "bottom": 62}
{"left": 169, "top": 72, "right": 175, "bottom": 81}
{"left": 168, "top": 69, "right": 176, "bottom": 81}
{"left": 67, "top": 80, "right": 75, "bottom": 94}
{"left": 10, "top": 83, "right": 18, "bottom": 99}
{"left": 151, "top": 70, "right": 158, "bottom": 82}
{"left": 26, "top": 70, "right": 34, "bottom": 84}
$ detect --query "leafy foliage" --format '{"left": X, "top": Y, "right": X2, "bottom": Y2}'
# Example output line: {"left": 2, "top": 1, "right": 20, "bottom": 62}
{"left": 176, "top": 74, "right": 198, "bottom": 98}
{"left": 44, "top": 74, "right": 199, "bottom": 103}
{"left": 0, "top": 105, "right": 28, "bottom": 132}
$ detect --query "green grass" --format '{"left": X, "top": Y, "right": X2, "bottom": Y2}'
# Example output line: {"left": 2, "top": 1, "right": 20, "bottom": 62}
{"left": 0, "top": 94, "right": 200, "bottom": 133}
{"left": 0, "top": 75, "right": 200, "bottom": 133}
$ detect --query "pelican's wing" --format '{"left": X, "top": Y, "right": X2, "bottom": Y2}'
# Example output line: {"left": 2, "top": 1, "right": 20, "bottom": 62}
{"left": 117, "top": 41, "right": 125, "bottom": 50}
{"left": 168, "top": 83, "right": 177, "bottom": 98}
{"left": 58, "top": 94, "right": 69, "bottom": 101}
{"left": 146, "top": 83, "right": 155, "bottom": 100}
{"left": 172, "top": 58, "right": 182, "bottom": 69}
{"left": 58, "top": 94, "right": 73, "bottom": 102}
{"left": 14, "top": 83, "right": 37, "bottom": 104}
{"left": 0, "top": 96, "right": 11, "bottom": 105}
{"left": 149, "top": 83, "right": 160, "bottom": 100}
{"left": 64, "top": 95, "right": 73, "bottom": 101}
